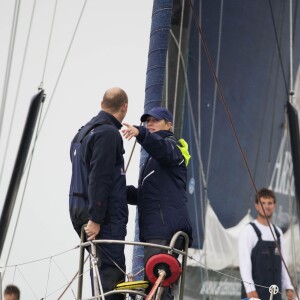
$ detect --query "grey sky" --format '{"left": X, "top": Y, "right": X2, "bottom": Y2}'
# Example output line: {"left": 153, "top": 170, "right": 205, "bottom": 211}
{"left": 0, "top": 1, "right": 152, "bottom": 298}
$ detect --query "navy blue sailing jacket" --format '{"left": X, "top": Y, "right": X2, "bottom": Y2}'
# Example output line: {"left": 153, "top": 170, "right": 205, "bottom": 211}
{"left": 128, "top": 127, "right": 193, "bottom": 245}
{"left": 69, "top": 111, "right": 128, "bottom": 237}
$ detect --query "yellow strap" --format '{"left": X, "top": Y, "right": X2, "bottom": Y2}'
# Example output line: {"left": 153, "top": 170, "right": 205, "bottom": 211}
{"left": 114, "top": 280, "right": 149, "bottom": 290}
{"left": 177, "top": 138, "right": 191, "bottom": 166}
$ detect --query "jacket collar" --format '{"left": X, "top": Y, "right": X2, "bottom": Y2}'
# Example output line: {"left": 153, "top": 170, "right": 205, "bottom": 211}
{"left": 97, "top": 110, "right": 122, "bottom": 129}
{"left": 153, "top": 130, "right": 174, "bottom": 138}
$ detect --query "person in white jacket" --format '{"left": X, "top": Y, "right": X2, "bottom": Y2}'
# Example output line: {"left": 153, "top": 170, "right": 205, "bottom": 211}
{"left": 238, "top": 188, "right": 294, "bottom": 300}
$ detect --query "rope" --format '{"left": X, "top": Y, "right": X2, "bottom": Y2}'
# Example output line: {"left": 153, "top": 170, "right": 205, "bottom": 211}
{"left": 125, "top": 123, "right": 141, "bottom": 172}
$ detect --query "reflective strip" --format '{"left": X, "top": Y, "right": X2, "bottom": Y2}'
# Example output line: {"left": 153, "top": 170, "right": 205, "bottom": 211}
{"left": 142, "top": 170, "right": 155, "bottom": 185}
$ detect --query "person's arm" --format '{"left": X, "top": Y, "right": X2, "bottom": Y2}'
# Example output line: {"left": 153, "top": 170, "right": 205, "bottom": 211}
{"left": 85, "top": 220, "right": 101, "bottom": 241}
{"left": 238, "top": 225, "right": 258, "bottom": 296}
{"left": 127, "top": 185, "right": 137, "bottom": 205}
{"left": 86, "top": 128, "right": 118, "bottom": 228}
{"left": 122, "top": 123, "right": 141, "bottom": 141}
{"left": 122, "top": 123, "right": 183, "bottom": 164}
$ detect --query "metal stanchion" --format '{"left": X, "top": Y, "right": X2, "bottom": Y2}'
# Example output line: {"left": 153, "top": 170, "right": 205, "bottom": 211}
{"left": 77, "top": 226, "right": 86, "bottom": 300}
{"left": 0, "top": 271, "right": 2, "bottom": 300}
{"left": 269, "top": 285, "right": 279, "bottom": 300}
{"left": 91, "top": 242, "right": 105, "bottom": 300}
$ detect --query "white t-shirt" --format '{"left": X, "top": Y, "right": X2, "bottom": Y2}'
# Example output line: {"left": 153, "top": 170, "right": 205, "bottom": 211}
{"left": 238, "top": 219, "right": 293, "bottom": 294}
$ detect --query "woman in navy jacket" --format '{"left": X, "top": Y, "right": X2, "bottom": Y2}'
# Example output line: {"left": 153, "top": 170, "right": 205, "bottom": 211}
{"left": 123, "top": 107, "right": 192, "bottom": 299}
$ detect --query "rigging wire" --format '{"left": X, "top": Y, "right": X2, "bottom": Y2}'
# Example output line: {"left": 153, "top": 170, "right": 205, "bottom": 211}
{"left": 169, "top": 28, "right": 206, "bottom": 243}
{"left": 169, "top": 13, "right": 208, "bottom": 258}
{"left": 266, "top": 0, "right": 292, "bottom": 193}
{"left": 43, "top": 257, "right": 52, "bottom": 300}
{"left": 15, "top": 266, "right": 39, "bottom": 300}
{"left": 200, "top": 0, "right": 224, "bottom": 289}
{"left": 0, "top": 0, "right": 21, "bottom": 150}
{"left": 2, "top": 237, "right": 291, "bottom": 300}
{"left": 289, "top": 0, "right": 294, "bottom": 95}
{"left": 2, "top": 246, "right": 81, "bottom": 298}
{"left": 265, "top": 0, "right": 296, "bottom": 191}
{"left": 172, "top": 0, "right": 185, "bottom": 125}
{"left": 186, "top": 0, "right": 258, "bottom": 194}
{"left": 195, "top": 0, "right": 207, "bottom": 259}
{"left": 205, "top": 0, "right": 223, "bottom": 187}
{"left": 265, "top": 57, "right": 279, "bottom": 187}
{"left": 1, "top": 246, "right": 78, "bottom": 269}
{"left": 36, "top": 0, "right": 88, "bottom": 137}
{"left": 0, "top": 1, "right": 143, "bottom": 299}
{"left": 55, "top": 268, "right": 92, "bottom": 299}
{"left": 39, "top": 0, "right": 58, "bottom": 89}
{"left": 0, "top": 0, "right": 141, "bottom": 297}
{"left": 268, "top": 0, "right": 290, "bottom": 97}
{"left": 1, "top": 0, "right": 87, "bottom": 276}
{"left": 187, "top": 0, "right": 299, "bottom": 298}
{"left": 0, "top": 0, "right": 38, "bottom": 194}
{"left": 4, "top": 0, "right": 88, "bottom": 199}
{"left": 56, "top": 255, "right": 89, "bottom": 300}
{"left": 186, "top": 254, "right": 287, "bottom": 300}
{"left": 270, "top": 0, "right": 300, "bottom": 297}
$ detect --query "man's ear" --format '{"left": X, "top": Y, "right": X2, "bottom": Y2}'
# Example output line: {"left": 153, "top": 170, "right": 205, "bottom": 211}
{"left": 121, "top": 102, "right": 128, "bottom": 112}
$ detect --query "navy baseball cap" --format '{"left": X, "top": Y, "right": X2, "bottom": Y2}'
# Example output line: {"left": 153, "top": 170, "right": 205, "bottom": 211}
{"left": 140, "top": 107, "right": 173, "bottom": 122}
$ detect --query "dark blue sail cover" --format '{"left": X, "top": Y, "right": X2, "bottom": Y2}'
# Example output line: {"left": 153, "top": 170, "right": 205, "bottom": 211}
{"left": 137, "top": 0, "right": 300, "bottom": 297}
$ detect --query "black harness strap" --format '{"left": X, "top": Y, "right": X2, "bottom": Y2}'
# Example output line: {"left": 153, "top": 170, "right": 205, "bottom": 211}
{"left": 250, "top": 222, "right": 281, "bottom": 242}
{"left": 73, "top": 119, "right": 111, "bottom": 144}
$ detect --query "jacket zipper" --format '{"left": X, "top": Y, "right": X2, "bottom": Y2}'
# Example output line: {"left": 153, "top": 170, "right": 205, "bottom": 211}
{"left": 159, "top": 203, "right": 165, "bottom": 225}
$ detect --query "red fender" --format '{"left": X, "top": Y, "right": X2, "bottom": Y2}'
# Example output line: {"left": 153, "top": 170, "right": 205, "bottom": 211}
{"left": 145, "top": 253, "right": 182, "bottom": 287}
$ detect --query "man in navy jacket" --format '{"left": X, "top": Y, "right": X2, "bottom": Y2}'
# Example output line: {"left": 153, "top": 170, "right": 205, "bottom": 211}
{"left": 69, "top": 87, "right": 129, "bottom": 300}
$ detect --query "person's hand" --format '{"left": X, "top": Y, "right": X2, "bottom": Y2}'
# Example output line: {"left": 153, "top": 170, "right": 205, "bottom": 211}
{"left": 122, "top": 123, "right": 139, "bottom": 140}
{"left": 246, "top": 290, "right": 259, "bottom": 300}
{"left": 84, "top": 220, "right": 100, "bottom": 241}
{"left": 286, "top": 289, "right": 294, "bottom": 300}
